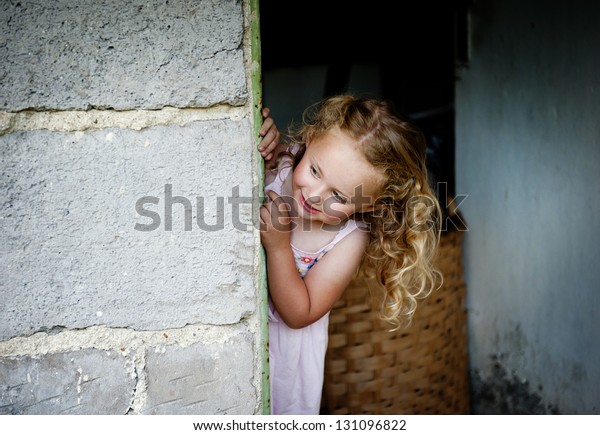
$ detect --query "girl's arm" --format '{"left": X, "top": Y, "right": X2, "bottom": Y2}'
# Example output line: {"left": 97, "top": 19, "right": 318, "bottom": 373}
{"left": 260, "top": 194, "right": 368, "bottom": 329}
{"left": 269, "top": 230, "right": 368, "bottom": 329}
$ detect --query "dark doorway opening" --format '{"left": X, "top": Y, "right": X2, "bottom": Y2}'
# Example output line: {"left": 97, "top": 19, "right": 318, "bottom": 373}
{"left": 260, "top": 0, "right": 460, "bottom": 198}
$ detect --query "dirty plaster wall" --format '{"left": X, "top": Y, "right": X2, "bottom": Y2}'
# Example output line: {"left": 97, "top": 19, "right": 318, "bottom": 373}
{"left": 0, "top": 0, "right": 264, "bottom": 414}
{"left": 456, "top": 0, "right": 600, "bottom": 413}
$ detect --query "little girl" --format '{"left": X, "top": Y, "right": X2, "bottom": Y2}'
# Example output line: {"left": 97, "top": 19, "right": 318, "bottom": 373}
{"left": 257, "top": 96, "right": 442, "bottom": 415}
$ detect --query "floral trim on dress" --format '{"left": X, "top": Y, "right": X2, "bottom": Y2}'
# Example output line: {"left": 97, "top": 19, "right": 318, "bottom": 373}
{"left": 295, "top": 251, "right": 328, "bottom": 276}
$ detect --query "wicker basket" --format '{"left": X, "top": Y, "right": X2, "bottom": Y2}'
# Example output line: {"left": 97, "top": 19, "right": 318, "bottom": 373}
{"left": 322, "top": 227, "right": 470, "bottom": 414}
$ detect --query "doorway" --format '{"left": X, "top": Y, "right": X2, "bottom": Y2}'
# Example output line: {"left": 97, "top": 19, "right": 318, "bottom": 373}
{"left": 258, "top": 0, "right": 469, "bottom": 415}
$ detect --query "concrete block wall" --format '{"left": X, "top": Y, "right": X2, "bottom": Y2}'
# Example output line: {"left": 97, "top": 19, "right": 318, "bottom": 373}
{"left": 0, "top": 0, "right": 264, "bottom": 414}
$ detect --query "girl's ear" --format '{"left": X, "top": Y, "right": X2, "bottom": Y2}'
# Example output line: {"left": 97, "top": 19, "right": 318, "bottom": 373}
{"left": 305, "top": 132, "right": 314, "bottom": 147}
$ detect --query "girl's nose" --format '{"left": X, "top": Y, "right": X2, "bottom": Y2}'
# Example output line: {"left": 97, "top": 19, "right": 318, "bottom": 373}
{"left": 305, "top": 185, "right": 324, "bottom": 205}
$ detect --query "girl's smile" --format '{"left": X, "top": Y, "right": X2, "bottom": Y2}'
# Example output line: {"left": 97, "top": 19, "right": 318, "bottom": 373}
{"left": 300, "top": 193, "right": 319, "bottom": 214}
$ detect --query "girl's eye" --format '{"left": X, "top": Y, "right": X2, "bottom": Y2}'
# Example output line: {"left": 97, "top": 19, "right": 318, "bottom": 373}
{"left": 332, "top": 191, "right": 347, "bottom": 204}
{"left": 310, "top": 165, "right": 319, "bottom": 177}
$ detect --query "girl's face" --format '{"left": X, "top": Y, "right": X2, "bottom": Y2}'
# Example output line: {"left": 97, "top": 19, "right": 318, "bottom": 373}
{"left": 292, "top": 127, "right": 383, "bottom": 225}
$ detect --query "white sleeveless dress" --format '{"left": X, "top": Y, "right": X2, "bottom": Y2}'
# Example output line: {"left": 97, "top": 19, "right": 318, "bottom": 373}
{"left": 265, "top": 154, "right": 365, "bottom": 415}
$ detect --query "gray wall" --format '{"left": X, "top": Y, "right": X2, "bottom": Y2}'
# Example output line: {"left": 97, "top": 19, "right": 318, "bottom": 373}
{"left": 456, "top": 0, "right": 600, "bottom": 413}
{"left": 0, "top": 0, "right": 264, "bottom": 414}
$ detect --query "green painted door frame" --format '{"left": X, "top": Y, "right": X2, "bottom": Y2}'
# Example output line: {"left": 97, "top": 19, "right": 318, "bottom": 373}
{"left": 250, "top": 0, "right": 270, "bottom": 415}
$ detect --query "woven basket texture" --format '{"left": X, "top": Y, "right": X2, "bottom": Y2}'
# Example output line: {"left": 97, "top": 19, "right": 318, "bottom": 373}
{"left": 322, "top": 228, "right": 470, "bottom": 414}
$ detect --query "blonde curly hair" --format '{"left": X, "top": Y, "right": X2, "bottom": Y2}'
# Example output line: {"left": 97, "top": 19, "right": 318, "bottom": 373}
{"left": 287, "top": 94, "right": 443, "bottom": 329}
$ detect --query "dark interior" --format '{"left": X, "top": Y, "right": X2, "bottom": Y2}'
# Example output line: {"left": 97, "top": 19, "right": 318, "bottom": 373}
{"left": 260, "top": 0, "right": 462, "bottom": 198}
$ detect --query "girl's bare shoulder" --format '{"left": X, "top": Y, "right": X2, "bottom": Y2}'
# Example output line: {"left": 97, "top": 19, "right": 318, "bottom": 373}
{"left": 306, "top": 226, "right": 369, "bottom": 280}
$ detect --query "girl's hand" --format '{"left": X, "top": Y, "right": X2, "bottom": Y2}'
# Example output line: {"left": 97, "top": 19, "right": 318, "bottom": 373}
{"left": 258, "top": 107, "right": 281, "bottom": 162}
{"left": 259, "top": 190, "right": 292, "bottom": 252}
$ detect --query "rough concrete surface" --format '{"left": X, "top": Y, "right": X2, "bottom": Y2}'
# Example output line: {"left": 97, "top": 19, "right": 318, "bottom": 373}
{"left": 143, "top": 333, "right": 255, "bottom": 414}
{"left": 0, "top": 349, "right": 135, "bottom": 414}
{"left": 0, "top": 0, "right": 247, "bottom": 110}
{"left": 0, "top": 118, "right": 256, "bottom": 341}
